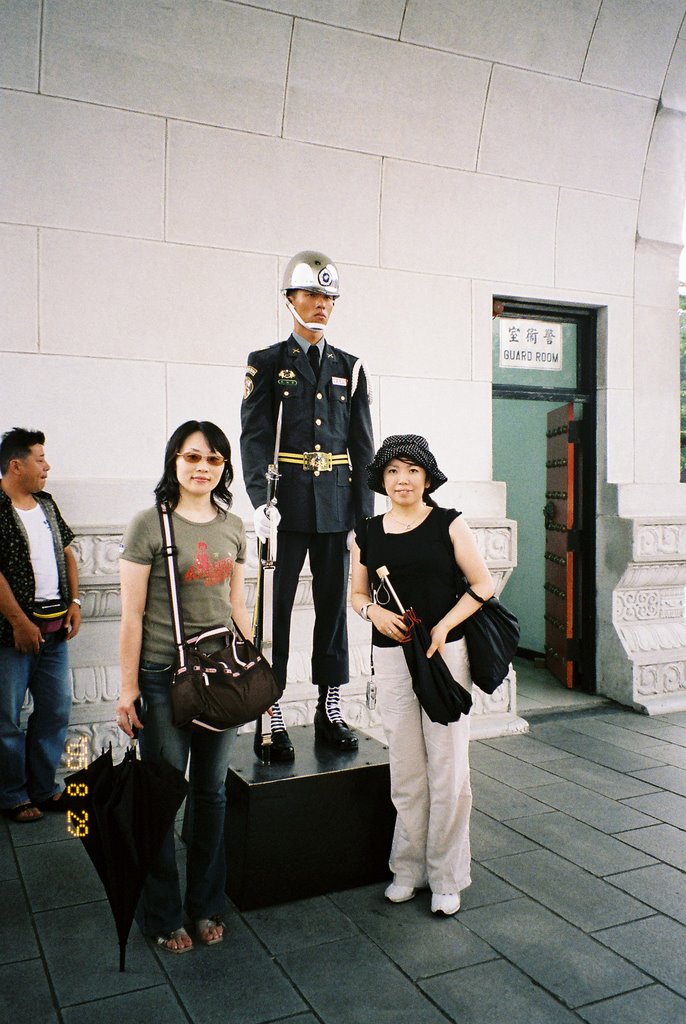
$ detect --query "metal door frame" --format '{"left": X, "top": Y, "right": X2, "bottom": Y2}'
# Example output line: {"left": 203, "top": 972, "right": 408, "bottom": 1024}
{"left": 492, "top": 298, "right": 597, "bottom": 692}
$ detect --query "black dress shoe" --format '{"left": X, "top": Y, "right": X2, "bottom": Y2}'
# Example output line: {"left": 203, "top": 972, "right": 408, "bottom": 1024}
{"left": 254, "top": 727, "right": 295, "bottom": 763}
{"left": 314, "top": 708, "right": 358, "bottom": 750}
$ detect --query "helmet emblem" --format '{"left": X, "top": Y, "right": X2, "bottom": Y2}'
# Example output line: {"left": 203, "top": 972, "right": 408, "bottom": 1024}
{"left": 318, "top": 267, "right": 333, "bottom": 288}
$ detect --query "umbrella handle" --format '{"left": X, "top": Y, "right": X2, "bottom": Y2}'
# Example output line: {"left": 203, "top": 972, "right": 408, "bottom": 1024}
{"left": 376, "top": 565, "right": 406, "bottom": 615}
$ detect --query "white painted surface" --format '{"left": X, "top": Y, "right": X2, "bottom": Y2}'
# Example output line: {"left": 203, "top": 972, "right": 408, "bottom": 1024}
{"left": 42, "top": 0, "right": 292, "bottom": 135}
{"left": 285, "top": 21, "right": 490, "bottom": 168}
{"left": 0, "top": 225, "right": 37, "bottom": 352}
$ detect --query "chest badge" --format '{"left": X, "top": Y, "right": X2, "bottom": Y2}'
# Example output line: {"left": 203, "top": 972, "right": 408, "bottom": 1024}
{"left": 278, "top": 369, "right": 298, "bottom": 387}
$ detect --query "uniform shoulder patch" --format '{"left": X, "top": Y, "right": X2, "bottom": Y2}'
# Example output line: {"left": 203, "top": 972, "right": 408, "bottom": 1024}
{"left": 245, "top": 364, "right": 258, "bottom": 377}
{"left": 243, "top": 375, "right": 254, "bottom": 400}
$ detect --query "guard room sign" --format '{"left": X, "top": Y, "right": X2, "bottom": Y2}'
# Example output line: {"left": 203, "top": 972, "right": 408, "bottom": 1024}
{"left": 499, "top": 318, "right": 562, "bottom": 371}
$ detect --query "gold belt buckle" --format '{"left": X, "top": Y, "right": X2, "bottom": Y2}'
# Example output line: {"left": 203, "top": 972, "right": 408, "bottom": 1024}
{"left": 303, "top": 451, "right": 333, "bottom": 472}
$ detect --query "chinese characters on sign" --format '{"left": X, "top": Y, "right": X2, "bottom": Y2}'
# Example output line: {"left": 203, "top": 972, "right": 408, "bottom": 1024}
{"left": 499, "top": 319, "right": 563, "bottom": 371}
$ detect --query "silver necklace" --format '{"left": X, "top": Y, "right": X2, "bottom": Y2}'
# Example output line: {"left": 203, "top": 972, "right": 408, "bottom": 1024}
{"left": 386, "top": 507, "right": 427, "bottom": 532}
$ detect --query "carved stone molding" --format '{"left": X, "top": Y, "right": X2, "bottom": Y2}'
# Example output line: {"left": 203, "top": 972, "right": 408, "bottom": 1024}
{"left": 613, "top": 517, "right": 686, "bottom": 714}
{"left": 636, "top": 661, "right": 686, "bottom": 696}
{"left": 634, "top": 521, "right": 686, "bottom": 561}
{"left": 71, "top": 665, "right": 121, "bottom": 705}
{"left": 618, "top": 563, "right": 686, "bottom": 588}
{"left": 69, "top": 528, "right": 125, "bottom": 620}
{"left": 70, "top": 530, "right": 123, "bottom": 577}
{"left": 59, "top": 518, "right": 525, "bottom": 760}
{"left": 614, "top": 588, "right": 684, "bottom": 623}
{"left": 471, "top": 524, "right": 516, "bottom": 566}
{"left": 61, "top": 722, "right": 129, "bottom": 767}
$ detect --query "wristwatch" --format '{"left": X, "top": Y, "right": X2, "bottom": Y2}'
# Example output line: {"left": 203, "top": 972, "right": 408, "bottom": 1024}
{"left": 359, "top": 602, "right": 373, "bottom": 621}
{"left": 71, "top": 598, "right": 82, "bottom": 607}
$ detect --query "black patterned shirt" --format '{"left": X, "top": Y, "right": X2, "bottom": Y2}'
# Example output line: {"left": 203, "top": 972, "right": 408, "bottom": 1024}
{"left": 0, "top": 487, "right": 74, "bottom": 647}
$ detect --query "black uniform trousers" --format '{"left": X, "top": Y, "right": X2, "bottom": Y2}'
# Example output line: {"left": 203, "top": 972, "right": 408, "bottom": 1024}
{"left": 272, "top": 530, "right": 350, "bottom": 694}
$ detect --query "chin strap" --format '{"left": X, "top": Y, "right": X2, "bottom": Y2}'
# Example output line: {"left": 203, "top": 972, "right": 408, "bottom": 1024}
{"left": 285, "top": 297, "right": 326, "bottom": 334}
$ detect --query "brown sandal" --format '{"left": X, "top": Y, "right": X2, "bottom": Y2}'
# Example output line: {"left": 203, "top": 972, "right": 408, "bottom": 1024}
{"left": 1, "top": 802, "right": 43, "bottom": 823}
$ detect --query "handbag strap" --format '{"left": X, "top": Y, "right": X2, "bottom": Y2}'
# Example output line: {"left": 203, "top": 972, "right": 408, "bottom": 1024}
{"left": 465, "top": 584, "right": 486, "bottom": 605}
{"left": 157, "top": 502, "right": 189, "bottom": 667}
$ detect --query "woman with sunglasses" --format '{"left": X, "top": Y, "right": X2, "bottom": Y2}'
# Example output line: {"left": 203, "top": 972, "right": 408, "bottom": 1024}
{"left": 116, "top": 421, "right": 252, "bottom": 953}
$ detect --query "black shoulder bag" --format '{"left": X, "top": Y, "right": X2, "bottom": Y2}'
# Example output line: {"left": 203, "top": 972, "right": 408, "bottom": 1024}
{"left": 460, "top": 580, "right": 520, "bottom": 694}
{"left": 440, "top": 508, "right": 520, "bottom": 694}
{"left": 157, "top": 502, "right": 282, "bottom": 732}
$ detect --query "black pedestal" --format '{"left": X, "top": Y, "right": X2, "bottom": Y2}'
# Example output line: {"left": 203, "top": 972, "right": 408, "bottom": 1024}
{"left": 225, "top": 725, "right": 395, "bottom": 911}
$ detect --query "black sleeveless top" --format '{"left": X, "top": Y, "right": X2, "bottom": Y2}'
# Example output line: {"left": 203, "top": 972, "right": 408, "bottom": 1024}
{"left": 356, "top": 507, "right": 464, "bottom": 648}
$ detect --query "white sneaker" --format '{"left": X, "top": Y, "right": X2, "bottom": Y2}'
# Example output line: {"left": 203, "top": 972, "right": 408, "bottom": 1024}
{"left": 431, "top": 893, "right": 461, "bottom": 915}
{"left": 384, "top": 882, "right": 416, "bottom": 903}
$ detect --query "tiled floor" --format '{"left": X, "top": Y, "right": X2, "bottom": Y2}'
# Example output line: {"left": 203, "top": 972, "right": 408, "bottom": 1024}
{"left": 3, "top": 701, "right": 686, "bottom": 1024}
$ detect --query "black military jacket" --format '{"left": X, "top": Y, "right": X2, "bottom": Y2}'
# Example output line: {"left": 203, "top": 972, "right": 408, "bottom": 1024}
{"left": 240, "top": 336, "right": 375, "bottom": 533}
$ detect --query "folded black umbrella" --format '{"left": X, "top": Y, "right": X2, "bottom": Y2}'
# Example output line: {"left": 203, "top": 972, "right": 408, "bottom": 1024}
{"left": 376, "top": 566, "right": 472, "bottom": 726}
{"left": 65, "top": 743, "right": 188, "bottom": 971}
{"left": 400, "top": 608, "right": 472, "bottom": 724}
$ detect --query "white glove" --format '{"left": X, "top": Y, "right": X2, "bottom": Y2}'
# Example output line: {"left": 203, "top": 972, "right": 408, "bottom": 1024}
{"left": 254, "top": 503, "right": 281, "bottom": 543}
{"left": 346, "top": 529, "right": 354, "bottom": 551}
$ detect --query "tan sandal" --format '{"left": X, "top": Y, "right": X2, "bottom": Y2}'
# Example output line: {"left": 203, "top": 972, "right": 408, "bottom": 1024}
{"left": 154, "top": 927, "right": 193, "bottom": 954}
{"left": 196, "top": 916, "right": 224, "bottom": 945}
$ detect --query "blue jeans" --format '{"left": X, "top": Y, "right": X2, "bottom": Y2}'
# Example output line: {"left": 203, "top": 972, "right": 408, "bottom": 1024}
{"left": 137, "top": 663, "right": 237, "bottom": 936}
{"left": 0, "top": 633, "right": 71, "bottom": 809}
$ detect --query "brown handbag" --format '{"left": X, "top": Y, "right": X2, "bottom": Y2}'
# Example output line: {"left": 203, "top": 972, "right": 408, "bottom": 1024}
{"left": 158, "top": 503, "right": 282, "bottom": 732}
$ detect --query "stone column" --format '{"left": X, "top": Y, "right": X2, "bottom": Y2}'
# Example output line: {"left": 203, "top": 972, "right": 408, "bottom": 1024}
{"left": 611, "top": 518, "right": 686, "bottom": 715}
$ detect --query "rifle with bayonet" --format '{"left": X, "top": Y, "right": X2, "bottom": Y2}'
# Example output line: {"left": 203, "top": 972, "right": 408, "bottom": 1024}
{"left": 252, "top": 403, "right": 283, "bottom": 762}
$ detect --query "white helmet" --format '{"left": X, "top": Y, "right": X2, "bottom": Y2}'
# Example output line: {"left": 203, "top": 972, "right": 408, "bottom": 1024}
{"left": 282, "top": 251, "right": 339, "bottom": 331}
{"left": 282, "top": 250, "right": 339, "bottom": 298}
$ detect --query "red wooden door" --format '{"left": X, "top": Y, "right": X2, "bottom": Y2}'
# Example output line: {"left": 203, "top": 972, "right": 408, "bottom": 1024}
{"left": 544, "top": 403, "right": 577, "bottom": 687}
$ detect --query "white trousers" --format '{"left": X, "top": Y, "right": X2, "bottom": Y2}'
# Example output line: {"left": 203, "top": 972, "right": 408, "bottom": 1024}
{"left": 374, "top": 638, "right": 473, "bottom": 894}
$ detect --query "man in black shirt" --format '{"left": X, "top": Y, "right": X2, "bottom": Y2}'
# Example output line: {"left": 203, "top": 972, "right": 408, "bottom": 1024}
{"left": 0, "top": 428, "right": 81, "bottom": 821}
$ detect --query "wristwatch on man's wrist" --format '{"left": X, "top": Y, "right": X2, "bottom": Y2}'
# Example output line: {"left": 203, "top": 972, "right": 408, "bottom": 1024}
{"left": 359, "top": 602, "right": 373, "bottom": 621}
{"left": 71, "top": 598, "right": 82, "bottom": 607}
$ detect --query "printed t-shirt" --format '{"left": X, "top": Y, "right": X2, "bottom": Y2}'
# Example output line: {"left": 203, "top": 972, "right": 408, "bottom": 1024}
{"left": 120, "top": 505, "right": 247, "bottom": 665}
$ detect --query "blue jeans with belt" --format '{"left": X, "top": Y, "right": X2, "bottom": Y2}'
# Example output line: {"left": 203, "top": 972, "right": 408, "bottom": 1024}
{"left": 137, "top": 663, "right": 237, "bottom": 936}
{"left": 0, "top": 632, "right": 71, "bottom": 809}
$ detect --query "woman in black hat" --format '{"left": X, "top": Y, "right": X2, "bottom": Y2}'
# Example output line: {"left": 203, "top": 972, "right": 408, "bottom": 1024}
{"left": 351, "top": 434, "right": 494, "bottom": 915}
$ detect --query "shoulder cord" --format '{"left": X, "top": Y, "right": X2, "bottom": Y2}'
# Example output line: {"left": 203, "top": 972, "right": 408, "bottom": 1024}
{"left": 157, "top": 503, "right": 189, "bottom": 670}
{"left": 351, "top": 358, "right": 373, "bottom": 404}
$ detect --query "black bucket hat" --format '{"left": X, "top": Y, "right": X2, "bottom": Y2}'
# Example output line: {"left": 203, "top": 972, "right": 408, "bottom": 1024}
{"left": 367, "top": 434, "right": 448, "bottom": 495}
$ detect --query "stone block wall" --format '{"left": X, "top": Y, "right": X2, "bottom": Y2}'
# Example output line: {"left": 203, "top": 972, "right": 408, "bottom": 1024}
{"left": 4, "top": 1, "right": 686, "bottom": 724}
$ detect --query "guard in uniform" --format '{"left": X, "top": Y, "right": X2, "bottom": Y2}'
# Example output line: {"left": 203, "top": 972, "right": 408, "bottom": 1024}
{"left": 241, "top": 251, "right": 375, "bottom": 761}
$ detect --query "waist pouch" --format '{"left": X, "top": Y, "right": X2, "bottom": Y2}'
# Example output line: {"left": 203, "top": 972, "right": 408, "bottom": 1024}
{"left": 32, "top": 599, "right": 68, "bottom": 621}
